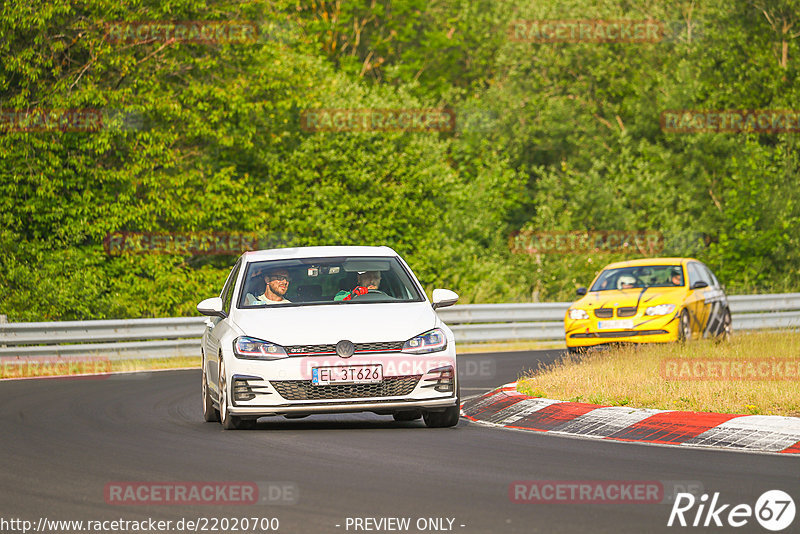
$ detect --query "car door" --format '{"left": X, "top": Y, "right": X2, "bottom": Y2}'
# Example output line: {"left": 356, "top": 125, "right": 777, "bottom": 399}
{"left": 685, "top": 261, "right": 707, "bottom": 338}
{"left": 205, "top": 259, "right": 241, "bottom": 396}
{"left": 699, "top": 263, "right": 727, "bottom": 337}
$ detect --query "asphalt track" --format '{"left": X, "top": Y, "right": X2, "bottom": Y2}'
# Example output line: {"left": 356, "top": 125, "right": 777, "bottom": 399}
{"left": 1, "top": 350, "right": 797, "bottom": 534}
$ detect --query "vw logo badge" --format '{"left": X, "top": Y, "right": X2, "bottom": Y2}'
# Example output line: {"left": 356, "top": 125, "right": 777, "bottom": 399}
{"left": 336, "top": 340, "right": 355, "bottom": 358}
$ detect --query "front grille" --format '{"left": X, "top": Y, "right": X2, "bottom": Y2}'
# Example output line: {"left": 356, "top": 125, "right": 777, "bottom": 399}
{"left": 356, "top": 341, "right": 404, "bottom": 352}
{"left": 284, "top": 341, "right": 403, "bottom": 356}
{"left": 594, "top": 308, "right": 613, "bottom": 318}
{"left": 271, "top": 375, "right": 421, "bottom": 401}
{"left": 616, "top": 306, "right": 637, "bottom": 317}
{"left": 286, "top": 344, "right": 336, "bottom": 355}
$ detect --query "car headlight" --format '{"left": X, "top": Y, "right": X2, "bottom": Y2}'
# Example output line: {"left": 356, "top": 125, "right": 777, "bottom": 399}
{"left": 644, "top": 304, "right": 676, "bottom": 316}
{"left": 233, "top": 336, "right": 288, "bottom": 360}
{"left": 402, "top": 328, "right": 447, "bottom": 354}
{"left": 568, "top": 309, "right": 589, "bottom": 320}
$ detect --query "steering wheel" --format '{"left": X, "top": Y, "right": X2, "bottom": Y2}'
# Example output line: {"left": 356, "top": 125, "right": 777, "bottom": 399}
{"left": 350, "top": 289, "right": 387, "bottom": 298}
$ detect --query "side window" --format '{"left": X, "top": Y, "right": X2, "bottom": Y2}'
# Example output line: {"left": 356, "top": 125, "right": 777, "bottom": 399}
{"left": 687, "top": 263, "right": 702, "bottom": 287}
{"left": 701, "top": 264, "right": 719, "bottom": 288}
{"left": 220, "top": 260, "right": 242, "bottom": 314}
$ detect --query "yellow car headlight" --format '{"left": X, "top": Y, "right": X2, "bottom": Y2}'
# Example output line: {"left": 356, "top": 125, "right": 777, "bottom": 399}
{"left": 645, "top": 304, "right": 676, "bottom": 316}
{"left": 568, "top": 308, "right": 589, "bottom": 320}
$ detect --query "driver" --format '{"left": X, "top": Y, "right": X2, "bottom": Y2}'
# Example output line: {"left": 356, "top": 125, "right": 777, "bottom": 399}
{"left": 617, "top": 275, "right": 636, "bottom": 290}
{"left": 335, "top": 271, "right": 381, "bottom": 301}
{"left": 245, "top": 268, "right": 292, "bottom": 304}
{"left": 670, "top": 267, "right": 684, "bottom": 286}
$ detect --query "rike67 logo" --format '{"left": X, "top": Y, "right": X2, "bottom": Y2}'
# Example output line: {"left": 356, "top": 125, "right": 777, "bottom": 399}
{"left": 668, "top": 490, "right": 795, "bottom": 531}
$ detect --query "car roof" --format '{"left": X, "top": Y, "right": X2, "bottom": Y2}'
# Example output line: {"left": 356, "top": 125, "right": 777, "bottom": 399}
{"left": 601, "top": 257, "right": 699, "bottom": 269}
{"left": 241, "top": 245, "right": 399, "bottom": 262}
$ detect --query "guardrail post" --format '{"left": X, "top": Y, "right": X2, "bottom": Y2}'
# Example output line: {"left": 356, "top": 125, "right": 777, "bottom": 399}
{"left": 0, "top": 314, "right": 6, "bottom": 348}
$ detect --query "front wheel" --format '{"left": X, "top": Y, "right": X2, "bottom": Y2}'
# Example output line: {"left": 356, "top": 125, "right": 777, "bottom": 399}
{"left": 678, "top": 309, "right": 691, "bottom": 342}
{"left": 202, "top": 353, "right": 220, "bottom": 422}
{"left": 423, "top": 385, "right": 460, "bottom": 428}
{"left": 219, "top": 358, "right": 253, "bottom": 430}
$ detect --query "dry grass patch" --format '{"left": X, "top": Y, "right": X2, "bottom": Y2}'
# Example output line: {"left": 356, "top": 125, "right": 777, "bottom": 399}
{"left": 517, "top": 332, "right": 800, "bottom": 416}
{"left": 111, "top": 356, "right": 200, "bottom": 373}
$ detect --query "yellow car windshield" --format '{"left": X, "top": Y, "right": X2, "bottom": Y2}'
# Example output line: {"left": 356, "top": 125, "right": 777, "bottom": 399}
{"left": 590, "top": 265, "right": 684, "bottom": 291}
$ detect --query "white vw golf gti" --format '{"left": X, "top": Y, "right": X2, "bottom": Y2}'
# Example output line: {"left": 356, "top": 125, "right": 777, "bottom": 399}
{"left": 197, "top": 246, "right": 460, "bottom": 429}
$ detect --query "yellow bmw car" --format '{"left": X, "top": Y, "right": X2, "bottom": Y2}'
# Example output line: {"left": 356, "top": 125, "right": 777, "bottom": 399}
{"left": 564, "top": 257, "right": 731, "bottom": 352}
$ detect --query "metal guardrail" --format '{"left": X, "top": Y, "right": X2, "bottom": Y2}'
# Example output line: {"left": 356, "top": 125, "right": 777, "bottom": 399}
{"left": 1, "top": 293, "right": 799, "bottom": 359}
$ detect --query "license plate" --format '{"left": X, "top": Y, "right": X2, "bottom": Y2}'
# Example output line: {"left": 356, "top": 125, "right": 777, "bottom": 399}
{"left": 312, "top": 365, "right": 383, "bottom": 386}
{"left": 597, "top": 319, "right": 634, "bottom": 330}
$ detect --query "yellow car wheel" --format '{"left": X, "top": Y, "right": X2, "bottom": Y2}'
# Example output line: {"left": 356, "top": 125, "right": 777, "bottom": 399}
{"left": 678, "top": 309, "right": 691, "bottom": 342}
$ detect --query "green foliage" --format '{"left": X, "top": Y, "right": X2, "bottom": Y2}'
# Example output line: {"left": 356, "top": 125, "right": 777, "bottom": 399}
{"left": 1, "top": 0, "right": 798, "bottom": 321}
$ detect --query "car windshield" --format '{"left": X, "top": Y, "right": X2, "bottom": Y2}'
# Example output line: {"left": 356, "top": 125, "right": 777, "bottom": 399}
{"left": 590, "top": 265, "right": 684, "bottom": 291}
{"left": 238, "top": 256, "right": 424, "bottom": 308}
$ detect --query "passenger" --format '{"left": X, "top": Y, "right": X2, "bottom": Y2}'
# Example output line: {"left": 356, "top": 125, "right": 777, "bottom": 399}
{"left": 670, "top": 267, "right": 684, "bottom": 286}
{"left": 617, "top": 275, "right": 636, "bottom": 290}
{"left": 335, "top": 271, "right": 382, "bottom": 301}
{"left": 245, "top": 268, "right": 292, "bottom": 305}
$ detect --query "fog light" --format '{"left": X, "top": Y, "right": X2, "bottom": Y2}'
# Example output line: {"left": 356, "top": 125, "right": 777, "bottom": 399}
{"left": 422, "top": 365, "right": 454, "bottom": 392}
{"left": 232, "top": 375, "right": 271, "bottom": 403}
{"left": 233, "top": 378, "right": 256, "bottom": 401}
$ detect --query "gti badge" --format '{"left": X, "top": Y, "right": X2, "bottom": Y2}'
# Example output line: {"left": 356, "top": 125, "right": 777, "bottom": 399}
{"left": 336, "top": 339, "right": 355, "bottom": 358}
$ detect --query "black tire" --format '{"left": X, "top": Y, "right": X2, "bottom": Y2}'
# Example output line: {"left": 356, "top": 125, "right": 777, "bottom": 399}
{"left": 423, "top": 384, "right": 460, "bottom": 428}
{"left": 567, "top": 346, "right": 583, "bottom": 355}
{"left": 717, "top": 309, "right": 732, "bottom": 342}
{"left": 393, "top": 410, "right": 422, "bottom": 422}
{"left": 219, "top": 358, "right": 249, "bottom": 430}
{"left": 202, "top": 353, "right": 220, "bottom": 422}
{"left": 678, "top": 309, "right": 691, "bottom": 342}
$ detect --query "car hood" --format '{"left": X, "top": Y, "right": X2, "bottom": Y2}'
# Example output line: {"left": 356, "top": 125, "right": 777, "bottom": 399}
{"left": 230, "top": 301, "right": 438, "bottom": 345}
{"left": 575, "top": 287, "right": 686, "bottom": 309}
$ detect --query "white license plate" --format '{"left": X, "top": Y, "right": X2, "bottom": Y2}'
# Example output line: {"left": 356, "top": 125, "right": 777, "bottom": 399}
{"left": 312, "top": 365, "right": 383, "bottom": 386}
{"left": 597, "top": 319, "right": 634, "bottom": 330}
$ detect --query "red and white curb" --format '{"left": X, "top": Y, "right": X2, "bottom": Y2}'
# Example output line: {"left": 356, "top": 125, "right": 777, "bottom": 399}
{"left": 461, "top": 383, "right": 800, "bottom": 455}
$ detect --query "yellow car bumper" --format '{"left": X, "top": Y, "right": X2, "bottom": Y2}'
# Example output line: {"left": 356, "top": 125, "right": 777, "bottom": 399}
{"left": 564, "top": 313, "right": 681, "bottom": 349}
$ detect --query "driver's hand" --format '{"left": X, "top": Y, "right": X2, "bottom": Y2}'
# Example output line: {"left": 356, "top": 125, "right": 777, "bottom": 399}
{"left": 343, "top": 286, "right": 369, "bottom": 301}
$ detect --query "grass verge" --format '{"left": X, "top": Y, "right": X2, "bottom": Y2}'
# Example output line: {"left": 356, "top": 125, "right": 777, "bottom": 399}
{"left": 517, "top": 332, "right": 800, "bottom": 416}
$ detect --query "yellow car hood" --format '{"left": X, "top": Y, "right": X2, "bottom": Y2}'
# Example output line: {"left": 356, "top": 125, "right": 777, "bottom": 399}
{"left": 575, "top": 287, "right": 686, "bottom": 310}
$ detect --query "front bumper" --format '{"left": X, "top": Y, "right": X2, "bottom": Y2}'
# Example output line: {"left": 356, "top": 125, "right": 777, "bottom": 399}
{"left": 564, "top": 312, "right": 680, "bottom": 348}
{"left": 228, "top": 397, "right": 458, "bottom": 416}
{"left": 223, "top": 350, "right": 458, "bottom": 417}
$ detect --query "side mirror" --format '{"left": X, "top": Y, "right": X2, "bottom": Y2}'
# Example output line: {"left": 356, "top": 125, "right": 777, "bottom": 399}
{"left": 691, "top": 281, "right": 709, "bottom": 290}
{"left": 197, "top": 297, "right": 226, "bottom": 318}
{"left": 576, "top": 287, "right": 587, "bottom": 296}
{"left": 432, "top": 288, "right": 459, "bottom": 310}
